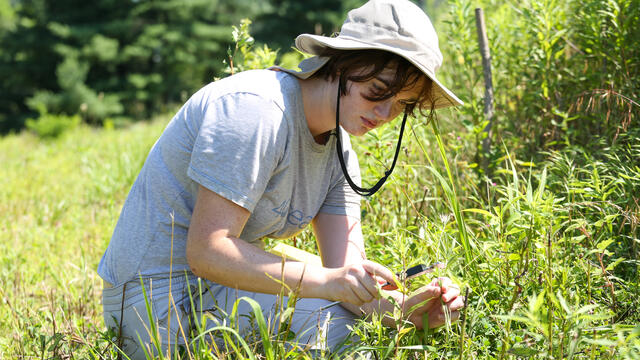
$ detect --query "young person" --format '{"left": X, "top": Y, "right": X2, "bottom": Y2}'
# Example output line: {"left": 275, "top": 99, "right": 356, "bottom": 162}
{"left": 98, "top": 0, "right": 465, "bottom": 357}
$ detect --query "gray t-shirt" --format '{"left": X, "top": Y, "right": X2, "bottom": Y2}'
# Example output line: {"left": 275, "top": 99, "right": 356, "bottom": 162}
{"left": 98, "top": 70, "right": 362, "bottom": 286}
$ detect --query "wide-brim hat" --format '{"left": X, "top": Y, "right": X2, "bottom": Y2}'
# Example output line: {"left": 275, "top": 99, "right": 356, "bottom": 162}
{"left": 274, "top": 0, "right": 463, "bottom": 109}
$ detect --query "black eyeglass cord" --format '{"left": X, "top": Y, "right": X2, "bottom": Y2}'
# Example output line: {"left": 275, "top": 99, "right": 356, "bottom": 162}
{"left": 334, "top": 76, "right": 409, "bottom": 197}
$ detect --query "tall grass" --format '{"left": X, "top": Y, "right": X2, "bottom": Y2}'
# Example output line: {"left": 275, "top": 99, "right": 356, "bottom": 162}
{"left": 438, "top": 0, "right": 639, "bottom": 162}
{"left": 349, "top": 118, "right": 639, "bottom": 359}
{"left": 1, "top": 83, "right": 638, "bottom": 360}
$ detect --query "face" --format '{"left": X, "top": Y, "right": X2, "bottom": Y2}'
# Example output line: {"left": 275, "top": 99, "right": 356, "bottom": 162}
{"left": 338, "top": 67, "right": 425, "bottom": 137}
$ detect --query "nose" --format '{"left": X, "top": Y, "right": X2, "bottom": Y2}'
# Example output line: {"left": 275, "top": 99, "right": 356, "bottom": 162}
{"left": 373, "top": 99, "right": 394, "bottom": 121}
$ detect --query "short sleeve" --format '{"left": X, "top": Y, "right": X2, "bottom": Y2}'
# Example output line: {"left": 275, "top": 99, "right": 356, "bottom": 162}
{"left": 187, "top": 93, "right": 287, "bottom": 212}
{"left": 319, "top": 133, "right": 362, "bottom": 220}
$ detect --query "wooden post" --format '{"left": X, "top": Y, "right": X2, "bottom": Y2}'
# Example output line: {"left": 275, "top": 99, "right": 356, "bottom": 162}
{"left": 475, "top": 8, "right": 494, "bottom": 175}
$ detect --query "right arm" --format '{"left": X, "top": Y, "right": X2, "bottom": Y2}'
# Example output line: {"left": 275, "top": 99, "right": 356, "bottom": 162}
{"left": 185, "top": 185, "right": 396, "bottom": 306}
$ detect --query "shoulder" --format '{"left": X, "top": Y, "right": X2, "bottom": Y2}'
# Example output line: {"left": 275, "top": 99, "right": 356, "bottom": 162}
{"left": 188, "top": 71, "right": 302, "bottom": 145}
{"left": 171, "top": 70, "right": 302, "bottom": 149}
{"left": 192, "top": 70, "right": 299, "bottom": 112}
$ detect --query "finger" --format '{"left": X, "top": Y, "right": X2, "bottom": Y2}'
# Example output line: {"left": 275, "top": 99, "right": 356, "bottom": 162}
{"left": 348, "top": 287, "right": 366, "bottom": 306}
{"left": 445, "top": 295, "right": 466, "bottom": 312}
{"left": 357, "top": 268, "right": 381, "bottom": 301}
{"left": 344, "top": 264, "right": 379, "bottom": 303}
{"left": 413, "top": 284, "right": 441, "bottom": 302}
{"left": 435, "top": 276, "right": 453, "bottom": 289}
{"left": 404, "top": 285, "right": 440, "bottom": 312}
{"left": 449, "top": 310, "right": 460, "bottom": 324}
{"left": 429, "top": 277, "right": 461, "bottom": 302}
{"left": 441, "top": 285, "right": 461, "bottom": 303}
{"left": 425, "top": 306, "right": 460, "bottom": 329}
{"left": 428, "top": 277, "right": 445, "bottom": 288}
{"left": 362, "top": 260, "right": 396, "bottom": 285}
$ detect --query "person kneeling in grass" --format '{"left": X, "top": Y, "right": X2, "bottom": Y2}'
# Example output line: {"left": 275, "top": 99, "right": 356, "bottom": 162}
{"left": 98, "top": 0, "right": 466, "bottom": 357}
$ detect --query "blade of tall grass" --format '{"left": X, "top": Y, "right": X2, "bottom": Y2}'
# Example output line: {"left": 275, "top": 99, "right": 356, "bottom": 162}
{"left": 240, "top": 297, "right": 275, "bottom": 360}
{"left": 190, "top": 326, "right": 256, "bottom": 360}
{"left": 413, "top": 118, "right": 475, "bottom": 275}
{"left": 432, "top": 120, "right": 473, "bottom": 268}
{"left": 139, "top": 277, "right": 165, "bottom": 360}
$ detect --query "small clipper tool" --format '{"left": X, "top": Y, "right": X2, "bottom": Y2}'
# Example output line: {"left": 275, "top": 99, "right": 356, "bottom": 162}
{"left": 381, "top": 262, "right": 445, "bottom": 290}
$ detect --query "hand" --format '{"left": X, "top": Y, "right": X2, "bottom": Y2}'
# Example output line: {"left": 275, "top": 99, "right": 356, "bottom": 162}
{"left": 401, "top": 277, "right": 465, "bottom": 329}
{"left": 323, "top": 260, "right": 396, "bottom": 306}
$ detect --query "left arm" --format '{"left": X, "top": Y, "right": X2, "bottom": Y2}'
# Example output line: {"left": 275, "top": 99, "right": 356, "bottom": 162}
{"left": 312, "top": 212, "right": 391, "bottom": 317}
{"left": 312, "top": 212, "right": 367, "bottom": 268}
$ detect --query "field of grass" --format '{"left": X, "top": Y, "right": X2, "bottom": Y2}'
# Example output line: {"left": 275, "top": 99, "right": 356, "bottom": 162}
{"left": 1, "top": 109, "right": 638, "bottom": 358}
{"left": 0, "top": 117, "right": 169, "bottom": 358}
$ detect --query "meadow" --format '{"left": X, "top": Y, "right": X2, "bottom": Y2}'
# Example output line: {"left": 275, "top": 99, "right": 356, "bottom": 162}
{"left": 1, "top": 107, "right": 638, "bottom": 359}
{"left": 1, "top": 0, "right": 639, "bottom": 358}
{"left": 0, "top": 118, "right": 169, "bottom": 358}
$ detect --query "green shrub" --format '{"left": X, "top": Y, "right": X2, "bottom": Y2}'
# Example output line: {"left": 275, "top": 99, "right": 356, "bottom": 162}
{"left": 25, "top": 53, "right": 124, "bottom": 126}
{"left": 439, "top": 0, "right": 639, "bottom": 165}
{"left": 224, "top": 19, "right": 278, "bottom": 75}
{"left": 25, "top": 106, "right": 80, "bottom": 139}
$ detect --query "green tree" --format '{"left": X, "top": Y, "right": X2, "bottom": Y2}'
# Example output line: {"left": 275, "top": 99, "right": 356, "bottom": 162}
{"left": 0, "top": 0, "right": 61, "bottom": 133}
{"left": 252, "top": 0, "right": 353, "bottom": 52}
{"left": 119, "top": 0, "right": 267, "bottom": 119}
{"left": 0, "top": 0, "right": 268, "bottom": 133}
{"left": 0, "top": 0, "right": 15, "bottom": 31}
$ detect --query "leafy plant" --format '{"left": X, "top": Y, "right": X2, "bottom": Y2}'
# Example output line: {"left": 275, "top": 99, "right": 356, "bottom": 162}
{"left": 225, "top": 19, "right": 278, "bottom": 75}
{"left": 25, "top": 104, "right": 80, "bottom": 138}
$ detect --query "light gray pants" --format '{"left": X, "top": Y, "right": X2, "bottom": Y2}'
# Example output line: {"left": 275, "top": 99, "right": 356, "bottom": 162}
{"left": 102, "top": 276, "right": 357, "bottom": 360}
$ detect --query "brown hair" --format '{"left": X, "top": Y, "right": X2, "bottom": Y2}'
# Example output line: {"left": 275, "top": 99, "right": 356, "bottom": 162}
{"left": 312, "top": 48, "right": 434, "bottom": 116}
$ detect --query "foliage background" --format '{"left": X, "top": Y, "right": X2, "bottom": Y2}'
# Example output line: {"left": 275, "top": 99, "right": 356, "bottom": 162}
{"left": 0, "top": 0, "right": 365, "bottom": 133}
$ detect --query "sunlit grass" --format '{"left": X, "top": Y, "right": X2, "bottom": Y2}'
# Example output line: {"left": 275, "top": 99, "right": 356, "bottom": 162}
{"left": 1, "top": 108, "right": 638, "bottom": 359}
{"left": 0, "top": 117, "right": 169, "bottom": 357}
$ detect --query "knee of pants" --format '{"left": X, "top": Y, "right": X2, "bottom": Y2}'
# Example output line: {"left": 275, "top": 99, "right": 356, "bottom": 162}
{"left": 195, "top": 286, "right": 358, "bottom": 352}
{"left": 104, "top": 292, "right": 191, "bottom": 360}
{"left": 105, "top": 303, "right": 192, "bottom": 360}
{"left": 285, "top": 302, "right": 357, "bottom": 352}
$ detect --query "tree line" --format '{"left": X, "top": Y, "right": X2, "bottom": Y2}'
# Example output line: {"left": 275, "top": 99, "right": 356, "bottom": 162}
{"left": 0, "top": 0, "right": 369, "bottom": 134}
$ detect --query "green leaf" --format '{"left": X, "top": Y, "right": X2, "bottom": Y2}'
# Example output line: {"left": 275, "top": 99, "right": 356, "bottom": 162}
{"left": 239, "top": 297, "right": 274, "bottom": 360}
{"left": 596, "top": 239, "right": 614, "bottom": 251}
{"left": 582, "top": 338, "right": 617, "bottom": 346}
{"left": 509, "top": 345, "right": 538, "bottom": 357}
{"left": 508, "top": 253, "right": 521, "bottom": 261}
{"left": 191, "top": 326, "right": 256, "bottom": 360}
{"left": 605, "top": 257, "right": 625, "bottom": 271}
{"left": 462, "top": 208, "right": 497, "bottom": 219}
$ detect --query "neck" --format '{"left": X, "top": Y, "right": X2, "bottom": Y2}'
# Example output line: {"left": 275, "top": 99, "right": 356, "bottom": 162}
{"left": 298, "top": 77, "right": 338, "bottom": 143}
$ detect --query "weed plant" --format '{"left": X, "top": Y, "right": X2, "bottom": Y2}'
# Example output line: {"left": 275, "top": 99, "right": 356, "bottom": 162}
{"left": 439, "top": 0, "right": 639, "bottom": 164}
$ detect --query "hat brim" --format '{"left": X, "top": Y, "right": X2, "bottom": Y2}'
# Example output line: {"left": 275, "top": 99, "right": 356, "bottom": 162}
{"left": 270, "top": 56, "right": 330, "bottom": 79}
{"left": 295, "top": 34, "right": 463, "bottom": 109}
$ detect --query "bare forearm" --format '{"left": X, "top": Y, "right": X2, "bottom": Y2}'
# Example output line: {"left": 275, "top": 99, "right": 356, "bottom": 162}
{"left": 313, "top": 213, "right": 366, "bottom": 267}
{"left": 187, "top": 235, "right": 327, "bottom": 299}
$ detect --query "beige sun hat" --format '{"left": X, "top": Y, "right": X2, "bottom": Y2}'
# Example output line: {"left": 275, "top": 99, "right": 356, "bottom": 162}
{"left": 275, "top": 0, "right": 463, "bottom": 109}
